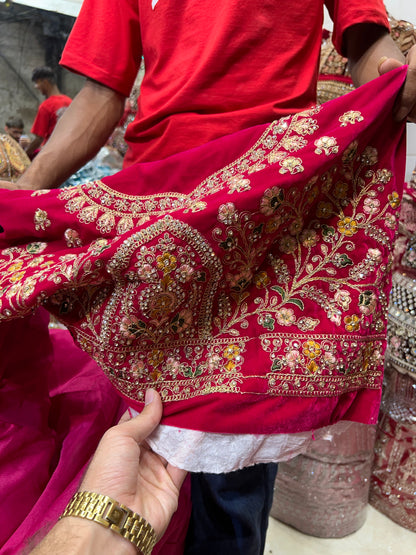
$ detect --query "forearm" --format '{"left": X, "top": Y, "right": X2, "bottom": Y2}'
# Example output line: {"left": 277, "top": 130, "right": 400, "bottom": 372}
{"left": 25, "top": 135, "right": 43, "bottom": 157}
{"left": 30, "top": 517, "right": 136, "bottom": 555}
{"left": 345, "top": 23, "right": 405, "bottom": 86}
{"left": 17, "top": 80, "right": 125, "bottom": 190}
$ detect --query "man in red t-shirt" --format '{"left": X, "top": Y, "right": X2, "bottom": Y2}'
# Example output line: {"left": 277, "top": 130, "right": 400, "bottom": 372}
{"left": 26, "top": 66, "right": 71, "bottom": 158}
{"left": 3, "top": 1, "right": 414, "bottom": 192}
{"left": 1, "top": 2, "right": 416, "bottom": 553}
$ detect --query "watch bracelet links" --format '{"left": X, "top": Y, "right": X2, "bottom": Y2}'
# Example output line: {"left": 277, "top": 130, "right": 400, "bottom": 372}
{"left": 60, "top": 491, "right": 157, "bottom": 554}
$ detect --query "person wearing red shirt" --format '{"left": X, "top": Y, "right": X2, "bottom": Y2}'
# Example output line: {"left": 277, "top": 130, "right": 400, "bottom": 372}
{"left": 26, "top": 66, "right": 71, "bottom": 158}
{"left": 1, "top": 2, "right": 416, "bottom": 554}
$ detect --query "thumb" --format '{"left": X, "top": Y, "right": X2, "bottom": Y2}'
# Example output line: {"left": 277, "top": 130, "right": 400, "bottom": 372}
{"left": 118, "top": 389, "right": 163, "bottom": 444}
{"left": 378, "top": 56, "right": 403, "bottom": 76}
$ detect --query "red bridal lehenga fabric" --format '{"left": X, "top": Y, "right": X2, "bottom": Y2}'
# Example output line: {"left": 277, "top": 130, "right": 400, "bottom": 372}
{"left": 0, "top": 69, "right": 408, "bottom": 549}
{"left": 0, "top": 68, "right": 407, "bottom": 433}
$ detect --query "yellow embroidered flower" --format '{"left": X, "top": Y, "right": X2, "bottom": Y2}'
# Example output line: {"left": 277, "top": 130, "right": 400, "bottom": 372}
{"left": 150, "top": 369, "right": 162, "bottom": 381}
{"left": 254, "top": 271, "right": 270, "bottom": 289}
{"left": 306, "top": 184, "right": 319, "bottom": 203}
{"left": 307, "top": 360, "right": 319, "bottom": 373}
{"left": 148, "top": 349, "right": 164, "bottom": 368}
{"left": 388, "top": 191, "right": 400, "bottom": 209}
{"left": 223, "top": 344, "right": 240, "bottom": 360}
{"left": 8, "top": 261, "right": 23, "bottom": 272}
{"left": 344, "top": 314, "right": 360, "bottom": 332}
{"left": 302, "top": 340, "right": 321, "bottom": 359}
{"left": 224, "top": 360, "right": 236, "bottom": 372}
{"left": 337, "top": 217, "right": 358, "bottom": 236}
{"left": 156, "top": 253, "right": 177, "bottom": 273}
{"left": 10, "top": 271, "right": 25, "bottom": 283}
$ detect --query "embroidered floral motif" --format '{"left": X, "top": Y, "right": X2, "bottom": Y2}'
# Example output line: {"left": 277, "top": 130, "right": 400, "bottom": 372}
{"left": 314, "top": 136, "right": 339, "bottom": 156}
{"left": 34, "top": 209, "right": 51, "bottom": 231}
{"left": 64, "top": 229, "right": 83, "bottom": 248}
{"left": 339, "top": 111, "right": 364, "bottom": 127}
{"left": 279, "top": 157, "right": 304, "bottom": 174}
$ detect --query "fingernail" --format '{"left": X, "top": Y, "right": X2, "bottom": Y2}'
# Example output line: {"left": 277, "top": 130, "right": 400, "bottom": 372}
{"left": 145, "top": 389, "right": 155, "bottom": 405}
{"left": 378, "top": 56, "right": 388, "bottom": 71}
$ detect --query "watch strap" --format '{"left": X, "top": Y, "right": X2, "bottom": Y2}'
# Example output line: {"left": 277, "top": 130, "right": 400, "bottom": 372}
{"left": 60, "top": 491, "right": 157, "bottom": 554}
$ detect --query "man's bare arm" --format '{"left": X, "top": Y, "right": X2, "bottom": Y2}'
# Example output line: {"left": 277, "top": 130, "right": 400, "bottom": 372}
{"left": 16, "top": 79, "right": 125, "bottom": 190}
{"left": 25, "top": 135, "right": 43, "bottom": 158}
{"left": 345, "top": 24, "right": 416, "bottom": 122}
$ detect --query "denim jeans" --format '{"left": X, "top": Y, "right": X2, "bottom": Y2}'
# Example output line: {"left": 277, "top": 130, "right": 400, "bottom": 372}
{"left": 184, "top": 462, "right": 278, "bottom": 555}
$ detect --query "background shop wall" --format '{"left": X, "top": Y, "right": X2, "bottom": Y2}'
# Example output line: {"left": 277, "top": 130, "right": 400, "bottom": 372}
{"left": 0, "top": 3, "right": 83, "bottom": 136}
{"left": 324, "top": 1, "right": 416, "bottom": 181}
{"left": 385, "top": 0, "right": 416, "bottom": 179}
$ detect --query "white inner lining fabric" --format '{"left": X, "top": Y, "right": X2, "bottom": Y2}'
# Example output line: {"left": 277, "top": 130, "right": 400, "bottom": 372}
{"left": 129, "top": 410, "right": 359, "bottom": 473}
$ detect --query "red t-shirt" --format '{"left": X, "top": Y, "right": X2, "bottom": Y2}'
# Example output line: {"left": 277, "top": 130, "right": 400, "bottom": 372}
{"left": 31, "top": 95, "right": 72, "bottom": 144}
{"left": 61, "top": 0, "right": 388, "bottom": 167}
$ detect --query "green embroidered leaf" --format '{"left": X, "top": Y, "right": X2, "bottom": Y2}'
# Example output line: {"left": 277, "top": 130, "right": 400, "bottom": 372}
{"left": 261, "top": 316, "right": 275, "bottom": 331}
{"left": 182, "top": 367, "right": 193, "bottom": 378}
{"left": 322, "top": 224, "right": 335, "bottom": 237}
{"left": 194, "top": 366, "right": 204, "bottom": 377}
{"left": 271, "top": 285, "right": 285, "bottom": 299}
{"left": 336, "top": 253, "right": 353, "bottom": 267}
{"left": 271, "top": 358, "right": 283, "bottom": 371}
{"left": 286, "top": 298, "right": 304, "bottom": 310}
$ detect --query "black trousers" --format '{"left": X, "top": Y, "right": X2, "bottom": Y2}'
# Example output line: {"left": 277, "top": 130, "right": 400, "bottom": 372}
{"left": 184, "top": 463, "right": 278, "bottom": 555}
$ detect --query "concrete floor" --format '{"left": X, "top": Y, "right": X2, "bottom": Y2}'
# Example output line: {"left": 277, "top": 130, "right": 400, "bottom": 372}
{"left": 265, "top": 506, "right": 415, "bottom": 554}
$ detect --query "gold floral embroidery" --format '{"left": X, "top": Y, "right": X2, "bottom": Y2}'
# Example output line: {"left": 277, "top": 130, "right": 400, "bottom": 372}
{"left": 56, "top": 110, "right": 329, "bottom": 233}
{"left": 339, "top": 111, "right": 364, "bottom": 127}
{"left": 34, "top": 209, "right": 51, "bottom": 231}
{"left": 314, "top": 136, "right": 339, "bottom": 156}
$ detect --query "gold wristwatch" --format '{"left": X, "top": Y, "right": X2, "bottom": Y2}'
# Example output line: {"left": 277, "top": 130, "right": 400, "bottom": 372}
{"left": 60, "top": 491, "right": 157, "bottom": 554}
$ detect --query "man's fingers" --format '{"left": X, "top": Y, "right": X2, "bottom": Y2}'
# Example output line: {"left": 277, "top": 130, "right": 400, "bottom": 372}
{"left": 166, "top": 464, "right": 188, "bottom": 491}
{"left": 118, "top": 409, "right": 132, "bottom": 424}
{"left": 405, "top": 46, "right": 416, "bottom": 122}
{"left": 378, "top": 51, "right": 416, "bottom": 122}
{"left": 0, "top": 180, "right": 17, "bottom": 190}
{"left": 378, "top": 56, "right": 402, "bottom": 75}
{"left": 117, "top": 389, "right": 163, "bottom": 444}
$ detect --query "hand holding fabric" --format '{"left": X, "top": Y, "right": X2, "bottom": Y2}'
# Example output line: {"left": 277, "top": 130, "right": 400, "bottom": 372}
{"left": 0, "top": 180, "right": 24, "bottom": 190}
{"left": 79, "top": 389, "right": 187, "bottom": 540}
{"left": 379, "top": 44, "right": 416, "bottom": 122}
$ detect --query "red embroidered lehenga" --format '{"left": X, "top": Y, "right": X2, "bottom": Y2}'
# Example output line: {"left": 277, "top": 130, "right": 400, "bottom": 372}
{"left": 0, "top": 67, "right": 408, "bottom": 550}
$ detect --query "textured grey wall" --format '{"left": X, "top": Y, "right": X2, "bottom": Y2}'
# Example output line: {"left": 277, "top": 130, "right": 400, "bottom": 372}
{"left": 0, "top": 4, "right": 84, "bottom": 136}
